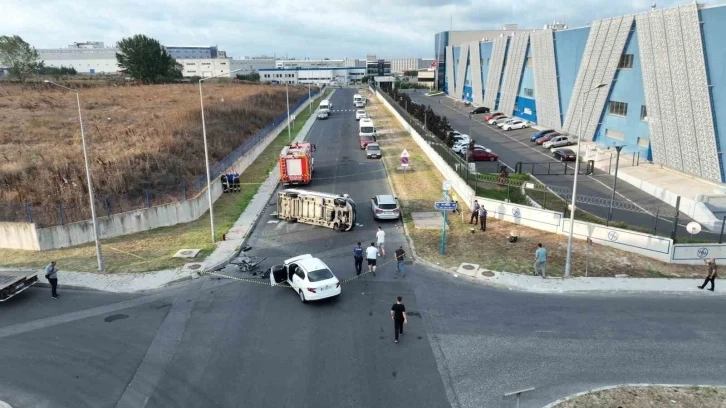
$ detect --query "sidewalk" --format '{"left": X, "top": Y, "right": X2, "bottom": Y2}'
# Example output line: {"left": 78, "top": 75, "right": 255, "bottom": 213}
{"left": 6, "top": 90, "right": 328, "bottom": 294}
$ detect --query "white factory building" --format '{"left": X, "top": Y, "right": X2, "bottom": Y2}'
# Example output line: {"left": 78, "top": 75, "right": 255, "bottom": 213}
{"left": 37, "top": 41, "right": 120, "bottom": 74}
{"left": 388, "top": 58, "right": 436, "bottom": 73}
{"left": 230, "top": 57, "right": 276, "bottom": 75}
{"left": 259, "top": 67, "right": 366, "bottom": 85}
{"left": 275, "top": 58, "right": 364, "bottom": 69}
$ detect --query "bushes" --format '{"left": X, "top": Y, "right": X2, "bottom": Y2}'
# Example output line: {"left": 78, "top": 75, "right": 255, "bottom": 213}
{"left": 385, "top": 87, "right": 452, "bottom": 141}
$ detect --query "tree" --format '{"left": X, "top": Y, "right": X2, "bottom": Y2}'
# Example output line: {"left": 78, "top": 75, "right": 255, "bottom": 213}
{"left": 38, "top": 65, "right": 77, "bottom": 76}
{"left": 236, "top": 72, "right": 260, "bottom": 82}
{"left": 116, "top": 35, "right": 182, "bottom": 83}
{"left": 403, "top": 70, "right": 418, "bottom": 77}
{"left": 0, "top": 35, "right": 42, "bottom": 83}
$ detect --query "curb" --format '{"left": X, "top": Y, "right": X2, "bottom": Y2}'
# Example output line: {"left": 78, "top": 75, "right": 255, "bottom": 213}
{"left": 542, "top": 383, "right": 726, "bottom": 407}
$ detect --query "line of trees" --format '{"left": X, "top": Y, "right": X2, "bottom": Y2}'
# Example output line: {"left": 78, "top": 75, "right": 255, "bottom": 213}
{"left": 236, "top": 72, "right": 260, "bottom": 82}
{"left": 386, "top": 87, "right": 453, "bottom": 143}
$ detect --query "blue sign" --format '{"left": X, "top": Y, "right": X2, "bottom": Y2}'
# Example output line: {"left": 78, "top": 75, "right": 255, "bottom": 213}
{"left": 435, "top": 201, "right": 457, "bottom": 211}
{"left": 607, "top": 231, "right": 619, "bottom": 241}
{"left": 697, "top": 247, "right": 709, "bottom": 258}
{"left": 401, "top": 157, "right": 409, "bottom": 165}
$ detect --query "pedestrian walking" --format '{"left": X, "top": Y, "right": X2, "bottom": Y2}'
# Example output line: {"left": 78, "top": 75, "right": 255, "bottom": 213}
{"left": 698, "top": 257, "right": 717, "bottom": 291}
{"left": 376, "top": 226, "right": 386, "bottom": 257}
{"left": 479, "top": 205, "right": 487, "bottom": 231}
{"left": 395, "top": 246, "right": 406, "bottom": 278}
{"left": 470, "top": 200, "right": 480, "bottom": 224}
{"left": 391, "top": 296, "right": 408, "bottom": 343}
{"left": 450, "top": 191, "right": 460, "bottom": 215}
{"left": 353, "top": 242, "right": 364, "bottom": 275}
{"left": 366, "top": 242, "right": 379, "bottom": 276}
{"left": 534, "top": 243, "right": 547, "bottom": 278}
{"left": 44, "top": 261, "right": 59, "bottom": 299}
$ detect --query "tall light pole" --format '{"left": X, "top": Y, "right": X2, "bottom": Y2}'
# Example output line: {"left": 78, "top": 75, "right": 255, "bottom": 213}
{"left": 606, "top": 144, "right": 625, "bottom": 226}
{"left": 199, "top": 68, "right": 244, "bottom": 243}
{"left": 564, "top": 82, "right": 609, "bottom": 277}
{"left": 44, "top": 80, "right": 104, "bottom": 272}
{"left": 308, "top": 82, "right": 312, "bottom": 114}
{"left": 286, "top": 81, "right": 292, "bottom": 142}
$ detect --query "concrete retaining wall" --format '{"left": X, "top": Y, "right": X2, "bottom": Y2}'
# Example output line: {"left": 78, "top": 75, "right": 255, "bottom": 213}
{"left": 671, "top": 243, "right": 726, "bottom": 264}
{"left": 3, "top": 93, "right": 317, "bottom": 251}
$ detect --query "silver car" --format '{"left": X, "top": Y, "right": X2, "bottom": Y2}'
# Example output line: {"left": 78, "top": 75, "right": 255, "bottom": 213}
{"left": 371, "top": 195, "right": 401, "bottom": 220}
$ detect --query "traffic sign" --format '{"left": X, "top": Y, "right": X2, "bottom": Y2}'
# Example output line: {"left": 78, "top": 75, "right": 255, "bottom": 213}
{"left": 442, "top": 180, "right": 452, "bottom": 191}
{"left": 435, "top": 201, "right": 457, "bottom": 211}
{"left": 400, "top": 149, "right": 410, "bottom": 167}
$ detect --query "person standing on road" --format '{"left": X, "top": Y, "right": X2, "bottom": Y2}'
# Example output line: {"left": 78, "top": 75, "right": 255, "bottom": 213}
{"left": 534, "top": 243, "right": 547, "bottom": 278}
{"left": 44, "top": 261, "right": 59, "bottom": 299}
{"left": 391, "top": 296, "right": 407, "bottom": 344}
{"left": 395, "top": 246, "right": 406, "bottom": 278}
{"left": 376, "top": 226, "right": 386, "bottom": 257}
{"left": 479, "top": 206, "right": 488, "bottom": 232}
{"left": 366, "top": 242, "right": 379, "bottom": 276}
{"left": 470, "top": 200, "right": 480, "bottom": 224}
{"left": 698, "top": 257, "right": 717, "bottom": 291}
{"left": 353, "top": 242, "right": 364, "bottom": 276}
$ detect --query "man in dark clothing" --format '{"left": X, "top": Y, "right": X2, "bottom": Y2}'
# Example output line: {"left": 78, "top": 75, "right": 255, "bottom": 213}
{"left": 44, "top": 261, "right": 58, "bottom": 299}
{"left": 470, "top": 200, "right": 480, "bottom": 224}
{"left": 479, "top": 206, "right": 488, "bottom": 231}
{"left": 353, "top": 242, "right": 364, "bottom": 275}
{"left": 395, "top": 246, "right": 406, "bottom": 278}
{"left": 390, "top": 296, "right": 407, "bottom": 343}
{"left": 698, "top": 257, "right": 717, "bottom": 291}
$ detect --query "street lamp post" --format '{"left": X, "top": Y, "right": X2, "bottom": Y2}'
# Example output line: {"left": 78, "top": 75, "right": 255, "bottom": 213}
{"left": 199, "top": 68, "right": 244, "bottom": 243}
{"left": 606, "top": 145, "right": 625, "bottom": 226}
{"left": 286, "top": 81, "right": 292, "bottom": 142}
{"left": 308, "top": 82, "right": 312, "bottom": 114}
{"left": 44, "top": 80, "right": 104, "bottom": 272}
{"left": 564, "top": 82, "right": 609, "bottom": 278}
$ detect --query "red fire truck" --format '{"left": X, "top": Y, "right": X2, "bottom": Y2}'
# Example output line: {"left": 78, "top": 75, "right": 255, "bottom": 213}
{"left": 279, "top": 142, "right": 316, "bottom": 185}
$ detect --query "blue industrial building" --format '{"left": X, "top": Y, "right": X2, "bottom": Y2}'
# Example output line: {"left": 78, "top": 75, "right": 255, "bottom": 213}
{"left": 436, "top": 3, "right": 726, "bottom": 183}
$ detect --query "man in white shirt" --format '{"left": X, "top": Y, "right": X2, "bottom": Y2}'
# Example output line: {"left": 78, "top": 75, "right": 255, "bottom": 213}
{"left": 376, "top": 226, "right": 386, "bottom": 257}
{"left": 365, "top": 242, "right": 379, "bottom": 276}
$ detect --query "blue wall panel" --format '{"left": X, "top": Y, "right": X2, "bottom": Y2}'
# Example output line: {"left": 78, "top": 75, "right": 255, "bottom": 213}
{"left": 463, "top": 86, "right": 473, "bottom": 102}
{"left": 514, "top": 97, "right": 537, "bottom": 122}
{"left": 480, "top": 42, "right": 493, "bottom": 99}
{"left": 594, "top": 28, "right": 650, "bottom": 155}
{"left": 554, "top": 27, "right": 589, "bottom": 125}
{"left": 701, "top": 5, "right": 726, "bottom": 182}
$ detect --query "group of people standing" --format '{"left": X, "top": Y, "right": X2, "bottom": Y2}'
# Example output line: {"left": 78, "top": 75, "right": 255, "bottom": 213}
{"left": 353, "top": 226, "right": 407, "bottom": 278}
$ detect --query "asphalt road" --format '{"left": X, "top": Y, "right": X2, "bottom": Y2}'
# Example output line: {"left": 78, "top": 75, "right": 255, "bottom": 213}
{"left": 403, "top": 91, "right": 714, "bottom": 239}
{"left": 1, "top": 87, "right": 725, "bottom": 408}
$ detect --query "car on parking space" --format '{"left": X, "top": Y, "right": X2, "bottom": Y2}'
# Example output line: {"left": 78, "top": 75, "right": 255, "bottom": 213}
{"left": 452, "top": 141, "right": 471, "bottom": 154}
{"left": 269, "top": 254, "right": 341, "bottom": 302}
{"left": 360, "top": 135, "right": 376, "bottom": 149}
{"left": 543, "top": 135, "right": 574, "bottom": 149}
{"left": 530, "top": 129, "right": 556, "bottom": 142}
{"left": 447, "top": 130, "right": 462, "bottom": 138}
{"left": 451, "top": 134, "right": 471, "bottom": 145}
{"left": 553, "top": 148, "right": 577, "bottom": 161}
{"left": 371, "top": 195, "right": 402, "bottom": 220}
{"left": 536, "top": 132, "right": 561, "bottom": 145}
{"left": 484, "top": 112, "right": 505, "bottom": 122}
{"left": 489, "top": 116, "right": 511, "bottom": 126}
{"left": 470, "top": 106, "right": 491, "bottom": 114}
{"left": 500, "top": 119, "right": 529, "bottom": 131}
{"left": 466, "top": 146, "right": 499, "bottom": 162}
{"left": 365, "top": 143, "right": 381, "bottom": 159}
{"left": 355, "top": 110, "right": 367, "bottom": 120}
{"left": 317, "top": 110, "right": 329, "bottom": 120}
{"left": 458, "top": 143, "right": 487, "bottom": 156}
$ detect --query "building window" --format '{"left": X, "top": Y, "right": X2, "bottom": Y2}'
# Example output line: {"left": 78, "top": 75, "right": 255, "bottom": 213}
{"left": 608, "top": 101, "right": 628, "bottom": 117}
{"left": 524, "top": 88, "right": 534, "bottom": 98}
{"left": 618, "top": 54, "right": 634, "bottom": 69}
{"left": 637, "top": 137, "right": 650, "bottom": 148}
{"left": 606, "top": 129, "right": 625, "bottom": 141}
{"left": 640, "top": 105, "right": 648, "bottom": 121}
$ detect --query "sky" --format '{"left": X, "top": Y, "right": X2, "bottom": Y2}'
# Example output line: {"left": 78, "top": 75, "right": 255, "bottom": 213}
{"left": 4, "top": 0, "right": 699, "bottom": 59}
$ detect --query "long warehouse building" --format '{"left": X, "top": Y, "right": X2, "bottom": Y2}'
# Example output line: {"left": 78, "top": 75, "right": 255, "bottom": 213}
{"left": 437, "top": 2, "right": 726, "bottom": 183}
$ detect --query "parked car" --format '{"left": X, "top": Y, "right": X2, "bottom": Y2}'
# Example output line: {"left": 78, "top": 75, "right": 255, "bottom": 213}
{"left": 470, "top": 106, "right": 491, "bottom": 114}
{"left": 268, "top": 254, "right": 341, "bottom": 302}
{"left": 543, "top": 135, "right": 574, "bottom": 149}
{"left": 500, "top": 119, "right": 529, "bottom": 131}
{"left": 365, "top": 143, "right": 382, "bottom": 159}
{"left": 451, "top": 134, "right": 471, "bottom": 145}
{"left": 466, "top": 147, "right": 499, "bottom": 162}
{"left": 452, "top": 141, "right": 471, "bottom": 154}
{"left": 484, "top": 112, "right": 505, "bottom": 121}
{"left": 553, "top": 148, "right": 577, "bottom": 161}
{"left": 530, "top": 129, "right": 556, "bottom": 142}
{"left": 359, "top": 135, "right": 376, "bottom": 149}
{"left": 447, "top": 130, "right": 462, "bottom": 138}
{"left": 490, "top": 116, "right": 511, "bottom": 126}
{"left": 536, "top": 132, "right": 561, "bottom": 145}
{"left": 355, "top": 109, "right": 367, "bottom": 120}
{"left": 317, "top": 111, "right": 329, "bottom": 120}
{"left": 371, "top": 194, "right": 402, "bottom": 220}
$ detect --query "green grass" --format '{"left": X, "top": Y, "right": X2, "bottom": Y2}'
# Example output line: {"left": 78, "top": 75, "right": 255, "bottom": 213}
{"left": 0, "top": 89, "right": 332, "bottom": 273}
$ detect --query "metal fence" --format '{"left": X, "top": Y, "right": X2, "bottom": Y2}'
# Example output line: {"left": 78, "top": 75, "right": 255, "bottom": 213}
{"left": 4, "top": 87, "right": 322, "bottom": 228}
{"left": 378, "top": 89, "right": 726, "bottom": 243}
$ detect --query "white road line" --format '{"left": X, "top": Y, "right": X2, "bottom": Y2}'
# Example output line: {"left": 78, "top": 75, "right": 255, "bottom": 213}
{"left": 429, "top": 96, "right": 652, "bottom": 214}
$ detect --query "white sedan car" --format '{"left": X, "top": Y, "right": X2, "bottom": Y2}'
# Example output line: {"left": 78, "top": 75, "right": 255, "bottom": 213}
{"left": 500, "top": 119, "right": 529, "bottom": 131}
{"left": 489, "top": 116, "right": 510, "bottom": 125}
{"left": 355, "top": 109, "right": 368, "bottom": 120}
{"left": 543, "top": 135, "right": 574, "bottom": 149}
{"left": 269, "top": 254, "right": 341, "bottom": 302}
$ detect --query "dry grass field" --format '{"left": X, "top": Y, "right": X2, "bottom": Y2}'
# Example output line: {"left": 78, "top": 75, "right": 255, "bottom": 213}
{"left": 0, "top": 82, "right": 307, "bottom": 223}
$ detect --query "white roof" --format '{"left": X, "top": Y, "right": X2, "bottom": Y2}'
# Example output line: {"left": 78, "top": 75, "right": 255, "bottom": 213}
{"left": 284, "top": 255, "right": 329, "bottom": 272}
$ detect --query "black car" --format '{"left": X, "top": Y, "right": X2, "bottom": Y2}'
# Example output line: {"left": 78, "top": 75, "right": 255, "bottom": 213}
{"left": 553, "top": 148, "right": 577, "bottom": 161}
{"left": 470, "top": 106, "right": 491, "bottom": 114}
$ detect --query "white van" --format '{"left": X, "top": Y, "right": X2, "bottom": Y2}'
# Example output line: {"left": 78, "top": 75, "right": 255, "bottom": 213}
{"left": 353, "top": 94, "right": 363, "bottom": 104}
{"left": 319, "top": 100, "right": 332, "bottom": 114}
{"left": 359, "top": 118, "right": 375, "bottom": 138}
